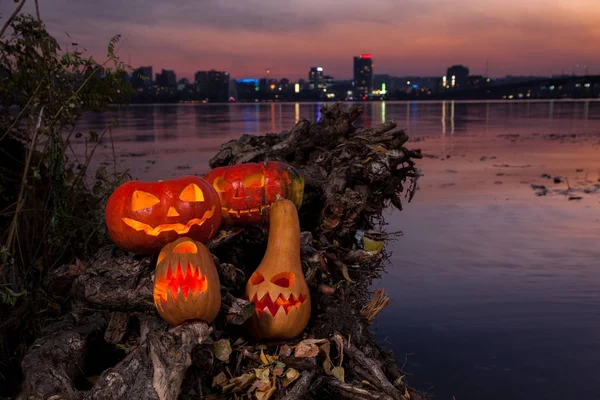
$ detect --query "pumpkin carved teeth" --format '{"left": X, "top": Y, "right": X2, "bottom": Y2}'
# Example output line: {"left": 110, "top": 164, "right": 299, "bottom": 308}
{"left": 122, "top": 206, "right": 216, "bottom": 236}
{"left": 154, "top": 260, "right": 207, "bottom": 304}
{"left": 249, "top": 292, "right": 307, "bottom": 317}
{"left": 222, "top": 204, "right": 271, "bottom": 218}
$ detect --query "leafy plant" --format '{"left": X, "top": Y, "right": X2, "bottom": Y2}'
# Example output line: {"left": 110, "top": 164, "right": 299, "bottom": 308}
{"left": 0, "top": 10, "right": 134, "bottom": 396}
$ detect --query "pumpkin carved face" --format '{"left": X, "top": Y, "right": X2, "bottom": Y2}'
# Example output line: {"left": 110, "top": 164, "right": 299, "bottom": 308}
{"left": 203, "top": 161, "right": 304, "bottom": 226}
{"left": 105, "top": 176, "right": 222, "bottom": 254}
{"left": 244, "top": 198, "right": 311, "bottom": 340}
{"left": 153, "top": 237, "right": 221, "bottom": 326}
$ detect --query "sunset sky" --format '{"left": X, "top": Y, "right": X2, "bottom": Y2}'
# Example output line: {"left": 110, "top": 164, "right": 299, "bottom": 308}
{"left": 2, "top": 0, "right": 600, "bottom": 81}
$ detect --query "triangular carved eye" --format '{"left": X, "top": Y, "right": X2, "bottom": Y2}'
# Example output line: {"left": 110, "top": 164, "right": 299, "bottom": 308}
{"left": 249, "top": 272, "right": 265, "bottom": 285}
{"left": 270, "top": 272, "right": 294, "bottom": 288}
{"left": 179, "top": 183, "right": 204, "bottom": 202}
{"left": 131, "top": 190, "right": 160, "bottom": 212}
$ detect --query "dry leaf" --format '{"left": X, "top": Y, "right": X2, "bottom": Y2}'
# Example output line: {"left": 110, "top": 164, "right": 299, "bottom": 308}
{"left": 273, "top": 361, "right": 286, "bottom": 377}
{"left": 320, "top": 342, "right": 333, "bottom": 375}
{"left": 341, "top": 264, "right": 354, "bottom": 283}
{"left": 214, "top": 339, "right": 232, "bottom": 363}
{"left": 222, "top": 372, "right": 256, "bottom": 393}
{"left": 282, "top": 368, "right": 300, "bottom": 387}
{"left": 247, "top": 376, "right": 271, "bottom": 395}
{"left": 260, "top": 349, "right": 269, "bottom": 365}
{"left": 362, "top": 380, "right": 378, "bottom": 390}
{"left": 255, "top": 380, "right": 276, "bottom": 400}
{"left": 279, "top": 345, "right": 292, "bottom": 357}
{"left": 331, "top": 366, "right": 345, "bottom": 382}
{"left": 294, "top": 338, "right": 329, "bottom": 358}
{"left": 212, "top": 372, "right": 227, "bottom": 388}
{"left": 363, "top": 237, "right": 384, "bottom": 253}
{"left": 254, "top": 367, "right": 271, "bottom": 382}
{"left": 294, "top": 342, "right": 319, "bottom": 358}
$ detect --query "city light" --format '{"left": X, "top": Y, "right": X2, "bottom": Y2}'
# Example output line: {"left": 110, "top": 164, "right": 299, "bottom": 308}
{"left": 317, "top": 67, "right": 323, "bottom": 72}
{"left": 294, "top": 83, "right": 300, "bottom": 93}
{"left": 360, "top": 54, "right": 372, "bottom": 59}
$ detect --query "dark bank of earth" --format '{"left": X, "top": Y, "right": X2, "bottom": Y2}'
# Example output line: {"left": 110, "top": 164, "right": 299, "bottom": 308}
{"left": 16, "top": 103, "right": 426, "bottom": 400}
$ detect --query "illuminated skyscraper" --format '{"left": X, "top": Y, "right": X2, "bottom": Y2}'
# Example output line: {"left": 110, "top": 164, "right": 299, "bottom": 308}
{"left": 446, "top": 65, "right": 469, "bottom": 89}
{"left": 353, "top": 54, "right": 373, "bottom": 96}
{"left": 309, "top": 66, "right": 324, "bottom": 90}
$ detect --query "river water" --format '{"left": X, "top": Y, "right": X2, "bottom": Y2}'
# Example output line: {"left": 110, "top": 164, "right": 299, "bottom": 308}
{"left": 77, "top": 101, "right": 600, "bottom": 400}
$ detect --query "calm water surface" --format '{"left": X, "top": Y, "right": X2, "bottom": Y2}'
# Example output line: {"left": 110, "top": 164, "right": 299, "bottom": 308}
{"left": 78, "top": 101, "right": 600, "bottom": 400}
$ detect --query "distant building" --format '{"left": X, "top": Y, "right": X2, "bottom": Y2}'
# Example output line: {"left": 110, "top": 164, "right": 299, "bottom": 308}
{"left": 236, "top": 79, "right": 259, "bottom": 101}
{"left": 445, "top": 65, "right": 469, "bottom": 89}
{"left": 466, "top": 75, "right": 485, "bottom": 89}
{"left": 156, "top": 69, "right": 177, "bottom": 87}
{"left": 353, "top": 54, "right": 373, "bottom": 96}
{"left": 207, "top": 70, "right": 230, "bottom": 102}
{"left": 308, "top": 67, "right": 324, "bottom": 90}
{"left": 194, "top": 71, "right": 208, "bottom": 95}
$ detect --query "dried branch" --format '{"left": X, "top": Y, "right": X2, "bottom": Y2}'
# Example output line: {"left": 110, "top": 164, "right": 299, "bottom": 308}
{"left": 325, "top": 378, "right": 396, "bottom": 400}
{"left": 360, "top": 289, "right": 392, "bottom": 324}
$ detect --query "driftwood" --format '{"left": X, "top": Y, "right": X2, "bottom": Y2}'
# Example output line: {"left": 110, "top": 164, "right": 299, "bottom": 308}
{"left": 17, "top": 103, "right": 425, "bottom": 400}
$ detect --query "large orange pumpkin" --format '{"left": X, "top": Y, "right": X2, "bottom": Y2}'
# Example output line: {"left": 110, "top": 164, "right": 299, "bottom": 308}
{"left": 203, "top": 161, "right": 304, "bottom": 226}
{"left": 153, "top": 237, "right": 221, "bottom": 326}
{"left": 244, "top": 198, "right": 311, "bottom": 340}
{"left": 105, "top": 176, "right": 222, "bottom": 254}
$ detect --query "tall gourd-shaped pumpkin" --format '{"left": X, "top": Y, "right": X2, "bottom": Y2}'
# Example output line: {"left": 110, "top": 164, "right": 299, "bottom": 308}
{"left": 105, "top": 176, "right": 222, "bottom": 254}
{"left": 244, "top": 198, "right": 310, "bottom": 340}
{"left": 153, "top": 237, "right": 221, "bottom": 326}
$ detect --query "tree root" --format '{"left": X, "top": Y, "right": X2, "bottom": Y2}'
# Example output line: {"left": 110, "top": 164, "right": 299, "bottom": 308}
{"left": 83, "top": 321, "right": 211, "bottom": 400}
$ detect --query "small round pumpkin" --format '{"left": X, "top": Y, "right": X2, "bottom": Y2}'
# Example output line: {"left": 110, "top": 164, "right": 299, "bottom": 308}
{"left": 244, "top": 198, "right": 311, "bottom": 340}
{"left": 153, "top": 237, "right": 221, "bottom": 326}
{"left": 105, "top": 175, "right": 222, "bottom": 254}
{"left": 203, "top": 161, "right": 304, "bottom": 226}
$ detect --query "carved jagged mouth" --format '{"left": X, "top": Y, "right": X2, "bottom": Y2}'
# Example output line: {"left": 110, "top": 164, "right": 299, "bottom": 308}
{"left": 154, "top": 261, "right": 207, "bottom": 304}
{"left": 123, "top": 206, "right": 215, "bottom": 235}
{"left": 248, "top": 292, "right": 308, "bottom": 317}
{"left": 223, "top": 204, "right": 271, "bottom": 218}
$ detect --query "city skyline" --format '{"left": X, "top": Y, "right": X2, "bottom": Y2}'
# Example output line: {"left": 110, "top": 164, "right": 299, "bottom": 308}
{"left": 2, "top": 0, "right": 599, "bottom": 80}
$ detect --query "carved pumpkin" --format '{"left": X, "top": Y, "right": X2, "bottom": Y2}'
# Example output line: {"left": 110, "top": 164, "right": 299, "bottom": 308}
{"left": 105, "top": 176, "right": 222, "bottom": 254}
{"left": 153, "top": 237, "right": 221, "bottom": 326}
{"left": 244, "top": 198, "right": 311, "bottom": 339}
{"left": 203, "top": 161, "right": 304, "bottom": 226}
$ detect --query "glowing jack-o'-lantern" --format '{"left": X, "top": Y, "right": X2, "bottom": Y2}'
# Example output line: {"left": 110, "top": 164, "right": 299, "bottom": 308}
{"left": 203, "top": 161, "right": 304, "bottom": 226}
{"left": 244, "top": 198, "right": 311, "bottom": 339}
{"left": 153, "top": 237, "right": 221, "bottom": 326}
{"left": 105, "top": 176, "right": 222, "bottom": 254}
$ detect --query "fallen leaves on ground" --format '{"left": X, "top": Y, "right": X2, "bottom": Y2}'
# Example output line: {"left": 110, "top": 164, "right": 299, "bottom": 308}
{"left": 214, "top": 338, "right": 232, "bottom": 363}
